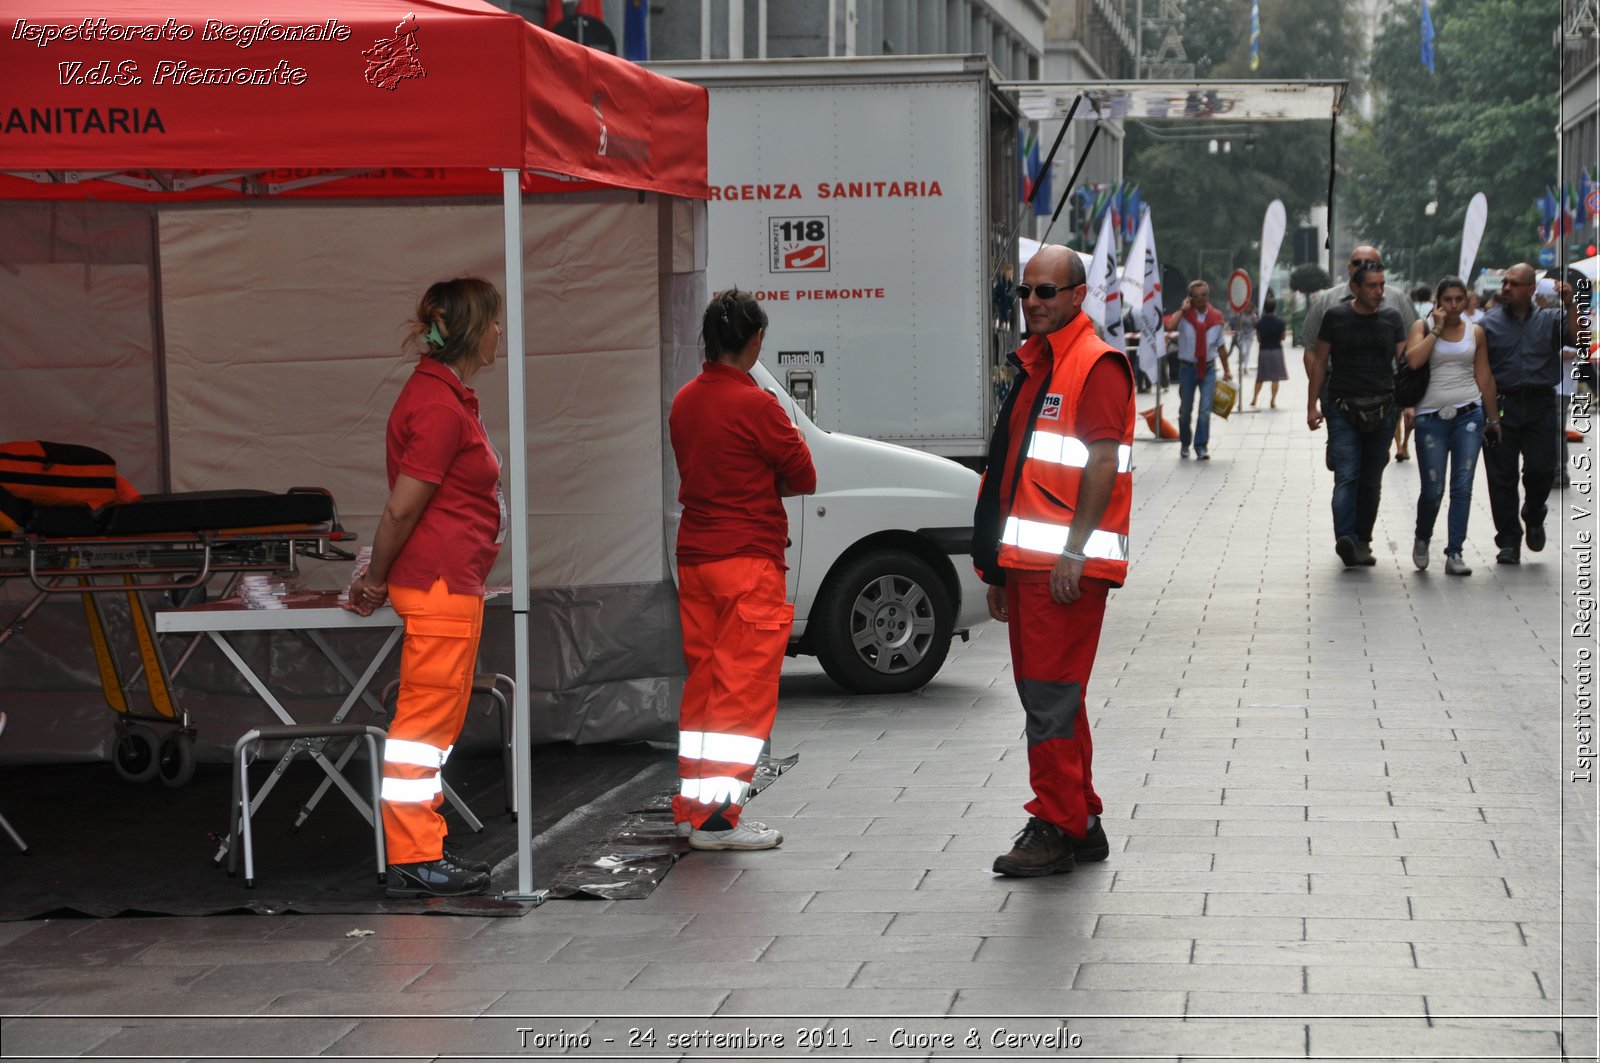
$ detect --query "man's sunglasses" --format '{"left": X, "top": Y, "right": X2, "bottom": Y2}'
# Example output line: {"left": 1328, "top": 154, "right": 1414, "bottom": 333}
{"left": 1349, "top": 258, "right": 1384, "bottom": 270}
{"left": 1015, "top": 282, "right": 1083, "bottom": 299}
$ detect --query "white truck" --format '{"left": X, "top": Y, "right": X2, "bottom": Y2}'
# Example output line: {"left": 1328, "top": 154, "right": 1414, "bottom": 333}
{"left": 651, "top": 54, "right": 1022, "bottom": 464}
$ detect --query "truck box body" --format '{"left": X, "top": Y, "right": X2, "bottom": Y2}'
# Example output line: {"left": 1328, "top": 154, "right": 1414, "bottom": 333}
{"left": 651, "top": 56, "right": 1020, "bottom": 461}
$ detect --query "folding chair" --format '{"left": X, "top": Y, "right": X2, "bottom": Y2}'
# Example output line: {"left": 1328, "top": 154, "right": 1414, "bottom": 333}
{"left": 228, "top": 723, "right": 386, "bottom": 889}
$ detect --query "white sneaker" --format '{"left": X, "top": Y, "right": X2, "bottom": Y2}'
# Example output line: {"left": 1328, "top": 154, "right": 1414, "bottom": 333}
{"left": 1412, "top": 538, "right": 1429, "bottom": 571}
{"left": 1445, "top": 553, "right": 1472, "bottom": 576}
{"left": 674, "top": 821, "right": 692, "bottom": 838}
{"left": 688, "top": 819, "right": 782, "bottom": 851}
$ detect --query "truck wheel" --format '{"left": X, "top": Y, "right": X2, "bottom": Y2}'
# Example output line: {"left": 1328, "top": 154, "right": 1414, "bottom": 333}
{"left": 812, "top": 550, "right": 953, "bottom": 694}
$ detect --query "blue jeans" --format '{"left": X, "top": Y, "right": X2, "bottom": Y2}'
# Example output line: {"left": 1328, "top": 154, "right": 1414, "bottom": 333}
{"left": 1413, "top": 405, "right": 1485, "bottom": 555}
{"left": 1177, "top": 362, "right": 1217, "bottom": 450}
{"left": 1326, "top": 399, "right": 1398, "bottom": 543}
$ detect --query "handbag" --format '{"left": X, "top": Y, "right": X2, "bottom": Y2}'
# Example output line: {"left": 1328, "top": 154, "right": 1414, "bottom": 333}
{"left": 1212, "top": 378, "right": 1238, "bottom": 419}
{"left": 1393, "top": 352, "right": 1430, "bottom": 409}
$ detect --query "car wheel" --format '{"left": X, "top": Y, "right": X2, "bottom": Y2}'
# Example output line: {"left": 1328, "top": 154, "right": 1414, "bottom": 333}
{"left": 811, "top": 549, "right": 954, "bottom": 694}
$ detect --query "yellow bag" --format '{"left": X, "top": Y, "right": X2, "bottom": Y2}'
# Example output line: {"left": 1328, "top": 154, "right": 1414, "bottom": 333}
{"left": 1212, "top": 379, "right": 1238, "bottom": 419}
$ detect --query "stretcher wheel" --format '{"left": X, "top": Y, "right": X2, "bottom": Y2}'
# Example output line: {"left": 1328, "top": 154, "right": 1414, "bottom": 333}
{"left": 157, "top": 732, "right": 196, "bottom": 788}
{"left": 113, "top": 724, "right": 161, "bottom": 783}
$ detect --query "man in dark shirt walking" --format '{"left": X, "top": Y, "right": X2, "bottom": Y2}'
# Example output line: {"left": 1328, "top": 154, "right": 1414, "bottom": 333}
{"left": 1306, "top": 262, "right": 1408, "bottom": 567}
{"left": 1479, "top": 263, "right": 1578, "bottom": 564}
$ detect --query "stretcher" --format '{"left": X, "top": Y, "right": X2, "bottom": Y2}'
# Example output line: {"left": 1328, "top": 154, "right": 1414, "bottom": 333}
{"left": 0, "top": 487, "right": 355, "bottom": 786}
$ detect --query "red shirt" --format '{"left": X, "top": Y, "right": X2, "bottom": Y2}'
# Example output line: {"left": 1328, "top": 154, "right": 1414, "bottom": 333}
{"left": 384, "top": 359, "right": 504, "bottom": 596}
{"left": 998, "top": 318, "right": 1132, "bottom": 583}
{"left": 670, "top": 362, "right": 816, "bottom": 567}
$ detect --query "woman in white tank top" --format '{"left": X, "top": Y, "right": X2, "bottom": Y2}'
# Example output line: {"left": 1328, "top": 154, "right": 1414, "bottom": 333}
{"left": 1402, "top": 276, "right": 1502, "bottom": 575}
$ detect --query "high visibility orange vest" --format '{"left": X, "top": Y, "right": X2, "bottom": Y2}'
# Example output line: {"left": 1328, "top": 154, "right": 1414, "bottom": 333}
{"left": 994, "top": 321, "right": 1135, "bottom": 587}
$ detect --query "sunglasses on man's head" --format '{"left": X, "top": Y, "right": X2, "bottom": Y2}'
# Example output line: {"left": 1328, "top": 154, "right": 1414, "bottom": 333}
{"left": 1014, "top": 282, "right": 1082, "bottom": 299}
{"left": 1350, "top": 258, "right": 1384, "bottom": 270}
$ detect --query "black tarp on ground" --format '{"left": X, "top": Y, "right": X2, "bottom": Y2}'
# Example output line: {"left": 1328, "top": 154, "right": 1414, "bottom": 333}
{"left": 0, "top": 743, "right": 674, "bottom": 920}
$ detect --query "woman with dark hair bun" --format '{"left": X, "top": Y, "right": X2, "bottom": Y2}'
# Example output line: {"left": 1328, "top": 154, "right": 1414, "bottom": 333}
{"left": 668, "top": 289, "right": 816, "bottom": 851}
{"left": 347, "top": 277, "right": 505, "bottom": 897}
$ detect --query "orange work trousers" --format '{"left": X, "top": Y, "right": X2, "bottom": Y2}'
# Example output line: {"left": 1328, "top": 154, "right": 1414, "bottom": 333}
{"left": 382, "top": 578, "right": 484, "bottom": 865}
{"left": 673, "top": 556, "right": 792, "bottom": 831}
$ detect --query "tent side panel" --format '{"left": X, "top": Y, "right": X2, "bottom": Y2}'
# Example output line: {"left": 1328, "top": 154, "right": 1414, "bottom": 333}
{"left": 0, "top": 205, "right": 164, "bottom": 495}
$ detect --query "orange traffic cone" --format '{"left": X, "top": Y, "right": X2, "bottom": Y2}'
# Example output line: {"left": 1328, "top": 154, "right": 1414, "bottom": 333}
{"left": 1142, "top": 406, "right": 1179, "bottom": 439}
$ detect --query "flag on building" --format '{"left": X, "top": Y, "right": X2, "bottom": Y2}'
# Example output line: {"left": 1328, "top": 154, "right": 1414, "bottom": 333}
{"left": 1123, "top": 186, "right": 1141, "bottom": 243}
{"left": 624, "top": 0, "right": 649, "bottom": 61}
{"left": 1420, "top": 0, "right": 1436, "bottom": 74}
{"left": 1250, "top": 0, "right": 1261, "bottom": 71}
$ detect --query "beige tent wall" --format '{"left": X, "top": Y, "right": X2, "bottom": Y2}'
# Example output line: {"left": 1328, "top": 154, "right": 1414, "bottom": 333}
{"left": 0, "top": 193, "right": 701, "bottom": 758}
{"left": 158, "top": 197, "right": 666, "bottom": 591}
{"left": 0, "top": 205, "right": 164, "bottom": 494}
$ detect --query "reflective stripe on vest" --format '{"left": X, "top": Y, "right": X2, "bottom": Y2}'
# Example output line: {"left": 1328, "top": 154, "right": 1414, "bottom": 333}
{"left": 1000, "top": 518, "right": 1129, "bottom": 561}
{"left": 1026, "top": 431, "right": 1133, "bottom": 474}
{"left": 381, "top": 775, "right": 443, "bottom": 803}
{"left": 678, "top": 776, "right": 750, "bottom": 804}
{"left": 678, "top": 730, "right": 763, "bottom": 766}
{"left": 384, "top": 738, "right": 449, "bottom": 770}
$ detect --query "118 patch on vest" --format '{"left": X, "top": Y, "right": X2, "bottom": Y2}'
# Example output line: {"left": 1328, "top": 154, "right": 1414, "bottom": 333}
{"left": 1040, "top": 394, "right": 1063, "bottom": 420}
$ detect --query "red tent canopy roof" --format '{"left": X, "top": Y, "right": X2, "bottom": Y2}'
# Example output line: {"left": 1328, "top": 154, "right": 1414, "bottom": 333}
{"left": 0, "top": 0, "right": 707, "bottom": 200}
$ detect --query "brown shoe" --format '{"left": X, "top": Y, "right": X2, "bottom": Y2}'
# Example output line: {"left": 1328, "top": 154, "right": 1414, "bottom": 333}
{"left": 992, "top": 817, "right": 1076, "bottom": 877}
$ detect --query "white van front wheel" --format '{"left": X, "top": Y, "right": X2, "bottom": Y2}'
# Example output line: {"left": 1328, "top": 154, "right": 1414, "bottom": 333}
{"left": 811, "top": 549, "right": 954, "bottom": 694}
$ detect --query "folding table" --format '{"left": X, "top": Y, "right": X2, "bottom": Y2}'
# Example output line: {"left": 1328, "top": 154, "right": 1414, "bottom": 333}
{"left": 155, "top": 591, "right": 404, "bottom": 865}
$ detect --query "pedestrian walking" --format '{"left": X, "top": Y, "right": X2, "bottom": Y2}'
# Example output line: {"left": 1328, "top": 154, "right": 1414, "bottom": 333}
{"left": 348, "top": 277, "right": 506, "bottom": 899}
{"left": 669, "top": 289, "right": 816, "bottom": 851}
{"left": 1229, "top": 305, "right": 1258, "bottom": 376}
{"left": 973, "top": 244, "right": 1134, "bottom": 877}
{"left": 1164, "top": 280, "right": 1231, "bottom": 460}
{"left": 1306, "top": 261, "right": 1407, "bottom": 568}
{"left": 1479, "top": 264, "right": 1579, "bottom": 564}
{"left": 1251, "top": 296, "right": 1289, "bottom": 408}
{"left": 1404, "top": 276, "right": 1501, "bottom": 576}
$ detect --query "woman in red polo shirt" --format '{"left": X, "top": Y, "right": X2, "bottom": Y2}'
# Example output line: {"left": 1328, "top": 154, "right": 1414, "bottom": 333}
{"left": 348, "top": 277, "right": 505, "bottom": 898}
{"left": 670, "top": 289, "right": 816, "bottom": 851}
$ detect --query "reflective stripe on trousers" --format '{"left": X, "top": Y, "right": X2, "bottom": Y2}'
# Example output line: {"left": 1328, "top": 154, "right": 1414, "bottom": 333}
{"left": 383, "top": 578, "right": 484, "bottom": 865}
{"left": 674, "top": 556, "right": 790, "bottom": 831}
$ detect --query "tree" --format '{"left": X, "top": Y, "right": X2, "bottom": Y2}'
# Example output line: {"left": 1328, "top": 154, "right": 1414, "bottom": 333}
{"left": 1124, "top": 0, "right": 1362, "bottom": 289}
{"left": 1345, "top": 0, "right": 1558, "bottom": 284}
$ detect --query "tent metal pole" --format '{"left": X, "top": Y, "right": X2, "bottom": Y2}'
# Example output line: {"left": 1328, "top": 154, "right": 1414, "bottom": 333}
{"left": 499, "top": 168, "right": 543, "bottom": 905}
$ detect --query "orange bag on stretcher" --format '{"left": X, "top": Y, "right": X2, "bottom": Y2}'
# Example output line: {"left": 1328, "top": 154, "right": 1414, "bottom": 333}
{"left": 0, "top": 441, "right": 141, "bottom": 533}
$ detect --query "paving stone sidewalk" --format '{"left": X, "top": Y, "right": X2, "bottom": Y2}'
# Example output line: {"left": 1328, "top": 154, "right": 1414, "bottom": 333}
{"left": 2, "top": 367, "right": 1596, "bottom": 1062}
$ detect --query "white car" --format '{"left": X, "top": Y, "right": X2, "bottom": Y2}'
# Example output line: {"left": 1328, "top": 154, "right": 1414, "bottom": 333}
{"left": 753, "top": 363, "right": 990, "bottom": 694}
{"left": 671, "top": 363, "right": 991, "bottom": 694}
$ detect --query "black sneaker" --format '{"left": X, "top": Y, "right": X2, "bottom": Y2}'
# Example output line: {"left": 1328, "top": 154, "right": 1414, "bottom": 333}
{"left": 1496, "top": 548, "right": 1520, "bottom": 565}
{"left": 442, "top": 843, "right": 491, "bottom": 875}
{"left": 1336, "top": 536, "right": 1359, "bottom": 567}
{"left": 385, "top": 857, "right": 489, "bottom": 898}
{"left": 1075, "top": 820, "right": 1111, "bottom": 863}
{"left": 992, "top": 817, "right": 1076, "bottom": 877}
{"left": 1526, "top": 524, "right": 1546, "bottom": 552}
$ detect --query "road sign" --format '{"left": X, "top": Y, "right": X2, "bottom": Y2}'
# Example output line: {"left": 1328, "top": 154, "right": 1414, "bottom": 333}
{"left": 1227, "top": 268, "right": 1252, "bottom": 313}
{"left": 1587, "top": 188, "right": 1600, "bottom": 215}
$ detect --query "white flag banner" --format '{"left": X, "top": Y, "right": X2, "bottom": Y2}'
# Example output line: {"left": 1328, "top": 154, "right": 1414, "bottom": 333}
{"left": 1133, "top": 208, "right": 1163, "bottom": 382}
{"left": 1084, "top": 211, "right": 1124, "bottom": 344}
{"left": 1258, "top": 199, "right": 1286, "bottom": 316}
{"left": 1459, "top": 192, "right": 1488, "bottom": 282}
